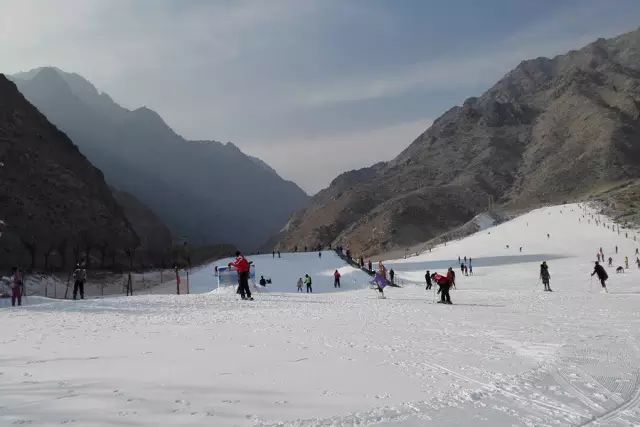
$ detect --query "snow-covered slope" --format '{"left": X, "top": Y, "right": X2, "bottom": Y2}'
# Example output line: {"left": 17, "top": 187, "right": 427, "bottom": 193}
{"left": 2, "top": 204, "right": 640, "bottom": 426}
{"left": 187, "top": 251, "right": 373, "bottom": 294}
{"left": 388, "top": 203, "right": 639, "bottom": 293}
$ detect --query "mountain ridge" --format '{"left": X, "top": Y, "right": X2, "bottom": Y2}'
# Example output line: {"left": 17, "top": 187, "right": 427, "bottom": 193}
{"left": 276, "top": 27, "right": 640, "bottom": 256}
{"left": 0, "top": 73, "right": 140, "bottom": 270}
{"left": 11, "top": 68, "right": 309, "bottom": 249}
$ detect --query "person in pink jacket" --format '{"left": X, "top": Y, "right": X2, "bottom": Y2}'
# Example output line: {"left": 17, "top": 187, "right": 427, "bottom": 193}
{"left": 10, "top": 267, "right": 23, "bottom": 307}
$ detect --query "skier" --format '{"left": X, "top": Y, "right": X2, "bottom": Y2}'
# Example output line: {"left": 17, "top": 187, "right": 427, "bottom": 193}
{"left": 9, "top": 266, "right": 23, "bottom": 307}
{"left": 596, "top": 252, "right": 601, "bottom": 262}
{"left": 616, "top": 245, "right": 618, "bottom": 254}
{"left": 372, "top": 261, "right": 388, "bottom": 298}
{"left": 272, "top": 250, "right": 275, "bottom": 259}
{"left": 333, "top": 269, "right": 341, "bottom": 288}
{"left": 432, "top": 271, "right": 452, "bottom": 304}
{"left": 540, "top": 261, "right": 552, "bottom": 291}
{"left": 367, "top": 260, "right": 372, "bottom": 272}
{"left": 458, "top": 256, "right": 461, "bottom": 263}
{"left": 460, "top": 263, "right": 464, "bottom": 274}
{"left": 625, "top": 256, "right": 629, "bottom": 269}
{"left": 464, "top": 265, "right": 468, "bottom": 276}
{"left": 319, "top": 251, "right": 322, "bottom": 258}
{"left": 278, "top": 250, "right": 281, "bottom": 258}
{"left": 448, "top": 267, "right": 456, "bottom": 288}
{"left": 296, "top": 277, "right": 303, "bottom": 292}
{"left": 389, "top": 268, "right": 395, "bottom": 285}
{"left": 469, "top": 264, "right": 473, "bottom": 275}
{"left": 72, "top": 263, "right": 86, "bottom": 300}
{"left": 228, "top": 251, "right": 253, "bottom": 300}
{"left": 591, "top": 261, "right": 609, "bottom": 292}
{"left": 425, "top": 270, "right": 432, "bottom": 290}
{"left": 608, "top": 257, "right": 613, "bottom": 267}
{"left": 259, "top": 276, "right": 267, "bottom": 287}
{"left": 304, "top": 274, "right": 312, "bottom": 293}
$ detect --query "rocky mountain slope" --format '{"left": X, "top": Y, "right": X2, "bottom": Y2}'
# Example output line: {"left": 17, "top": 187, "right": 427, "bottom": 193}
{"left": 111, "top": 189, "right": 173, "bottom": 267}
{"left": 277, "top": 28, "right": 640, "bottom": 256}
{"left": 0, "top": 74, "right": 139, "bottom": 270}
{"left": 10, "top": 68, "right": 309, "bottom": 250}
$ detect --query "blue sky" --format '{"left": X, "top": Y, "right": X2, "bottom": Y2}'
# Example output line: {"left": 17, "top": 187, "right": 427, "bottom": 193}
{"left": 2, "top": 0, "right": 640, "bottom": 193}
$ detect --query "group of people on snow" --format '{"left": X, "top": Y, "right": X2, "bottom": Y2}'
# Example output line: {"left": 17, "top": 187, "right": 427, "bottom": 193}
{"left": 2, "top": 262, "right": 88, "bottom": 307}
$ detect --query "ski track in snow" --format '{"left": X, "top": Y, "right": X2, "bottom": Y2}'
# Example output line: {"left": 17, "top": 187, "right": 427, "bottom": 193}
{"left": 2, "top": 204, "right": 640, "bottom": 426}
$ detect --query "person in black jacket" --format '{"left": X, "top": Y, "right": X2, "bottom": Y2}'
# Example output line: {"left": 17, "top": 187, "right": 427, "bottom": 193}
{"left": 591, "top": 261, "right": 608, "bottom": 291}
{"left": 425, "top": 270, "right": 432, "bottom": 290}
{"left": 540, "top": 261, "right": 551, "bottom": 291}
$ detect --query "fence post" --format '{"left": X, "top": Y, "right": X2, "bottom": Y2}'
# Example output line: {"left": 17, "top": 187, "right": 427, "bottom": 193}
{"left": 175, "top": 266, "right": 180, "bottom": 295}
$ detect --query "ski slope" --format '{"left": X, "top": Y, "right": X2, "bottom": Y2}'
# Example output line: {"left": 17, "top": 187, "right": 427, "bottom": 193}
{"left": 2, "top": 203, "right": 640, "bottom": 426}
{"left": 188, "top": 251, "right": 373, "bottom": 294}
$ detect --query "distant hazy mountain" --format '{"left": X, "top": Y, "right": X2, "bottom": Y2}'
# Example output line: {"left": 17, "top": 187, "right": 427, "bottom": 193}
{"left": 277, "top": 28, "right": 640, "bottom": 256}
{"left": 0, "top": 74, "right": 139, "bottom": 270}
{"left": 10, "top": 68, "right": 309, "bottom": 249}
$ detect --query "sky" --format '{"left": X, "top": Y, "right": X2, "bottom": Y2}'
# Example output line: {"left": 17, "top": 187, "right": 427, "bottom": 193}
{"left": 2, "top": 0, "right": 640, "bottom": 194}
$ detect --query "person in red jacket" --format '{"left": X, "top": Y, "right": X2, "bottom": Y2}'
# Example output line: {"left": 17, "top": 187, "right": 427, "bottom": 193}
{"left": 228, "top": 251, "right": 253, "bottom": 300}
{"left": 447, "top": 267, "right": 456, "bottom": 289}
{"left": 432, "top": 270, "right": 453, "bottom": 304}
{"left": 333, "top": 269, "right": 341, "bottom": 288}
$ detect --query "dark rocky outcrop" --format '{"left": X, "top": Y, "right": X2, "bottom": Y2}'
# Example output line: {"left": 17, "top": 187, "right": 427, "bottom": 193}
{"left": 0, "top": 74, "right": 139, "bottom": 270}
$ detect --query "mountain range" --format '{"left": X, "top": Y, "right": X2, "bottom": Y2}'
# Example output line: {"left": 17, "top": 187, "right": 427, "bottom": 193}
{"left": 276, "top": 28, "right": 640, "bottom": 256}
{"left": 10, "top": 68, "right": 309, "bottom": 250}
{"left": 0, "top": 74, "right": 139, "bottom": 270}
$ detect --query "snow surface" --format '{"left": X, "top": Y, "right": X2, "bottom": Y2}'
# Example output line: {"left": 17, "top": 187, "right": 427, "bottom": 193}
{"left": 189, "top": 251, "right": 373, "bottom": 294}
{"left": 2, "top": 203, "right": 640, "bottom": 426}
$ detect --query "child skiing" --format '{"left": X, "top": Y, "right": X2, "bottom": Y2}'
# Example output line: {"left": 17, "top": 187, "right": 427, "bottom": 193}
{"left": 296, "top": 277, "right": 303, "bottom": 292}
